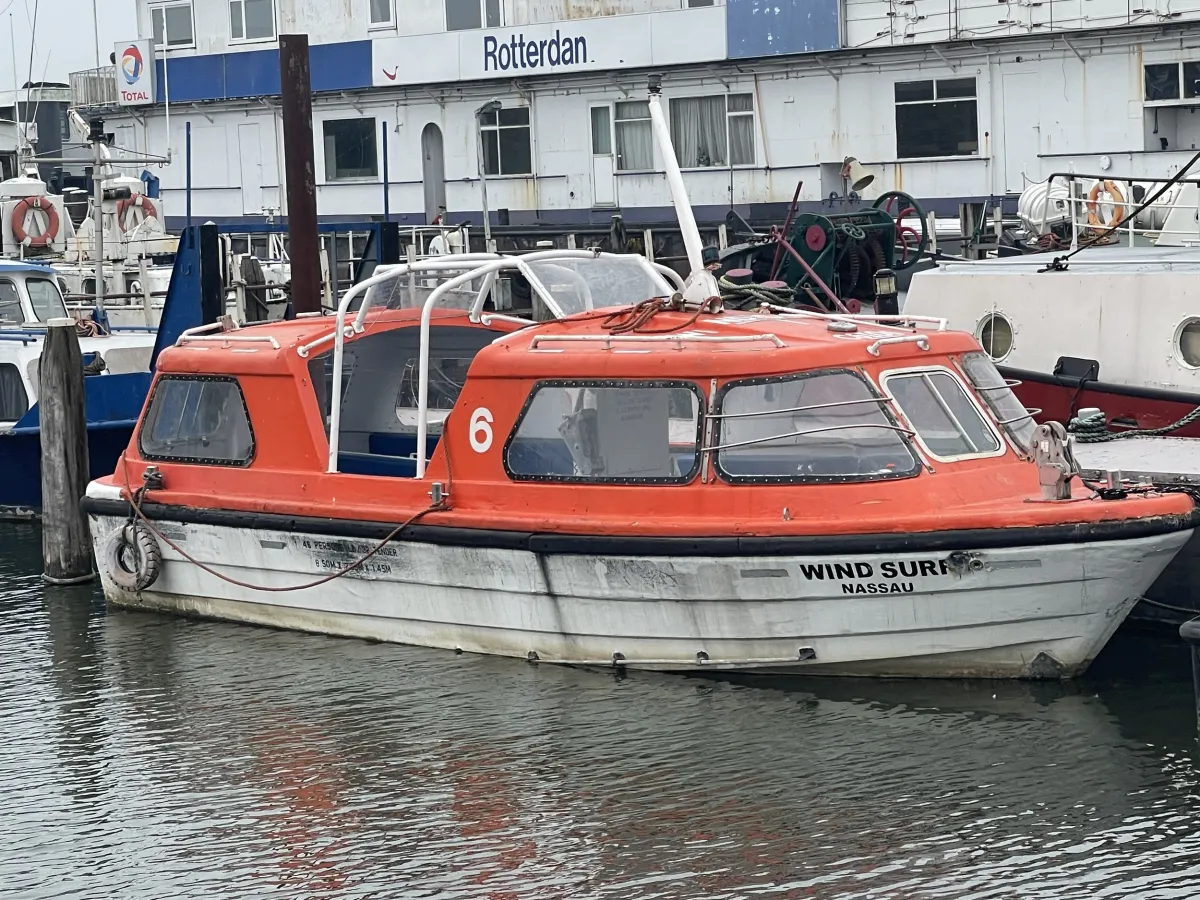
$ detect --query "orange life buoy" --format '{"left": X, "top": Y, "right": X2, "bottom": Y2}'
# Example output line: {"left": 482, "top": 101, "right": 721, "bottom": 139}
{"left": 117, "top": 193, "right": 158, "bottom": 232}
{"left": 1086, "top": 180, "right": 1126, "bottom": 229}
{"left": 10, "top": 196, "right": 60, "bottom": 248}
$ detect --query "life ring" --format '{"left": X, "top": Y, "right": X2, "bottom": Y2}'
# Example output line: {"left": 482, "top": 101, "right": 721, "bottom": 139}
{"left": 1086, "top": 180, "right": 1126, "bottom": 229}
{"left": 10, "top": 196, "right": 60, "bottom": 248}
{"left": 103, "top": 521, "right": 162, "bottom": 592}
{"left": 117, "top": 193, "right": 158, "bottom": 232}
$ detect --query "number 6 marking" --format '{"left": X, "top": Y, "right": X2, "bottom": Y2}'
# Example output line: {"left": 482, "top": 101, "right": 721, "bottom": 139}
{"left": 469, "top": 407, "right": 494, "bottom": 453}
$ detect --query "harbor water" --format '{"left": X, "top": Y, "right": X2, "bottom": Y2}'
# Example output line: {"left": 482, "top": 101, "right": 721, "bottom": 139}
{"left": 3, "top": 522, "right": 1200, "bottom": 900}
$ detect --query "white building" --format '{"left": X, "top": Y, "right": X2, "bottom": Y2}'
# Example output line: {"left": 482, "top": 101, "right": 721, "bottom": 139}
{"left": 68, "top": 0, "right": 1200, "bottom": 229}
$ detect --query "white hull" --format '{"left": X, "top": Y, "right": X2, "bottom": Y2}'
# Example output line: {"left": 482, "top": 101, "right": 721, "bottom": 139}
{"left": 87, "top": 504, "right": 1190, "bottom": 679}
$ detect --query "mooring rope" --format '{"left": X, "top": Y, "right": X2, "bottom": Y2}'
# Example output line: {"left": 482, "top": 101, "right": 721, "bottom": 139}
{"left": 120, "top": 456, "right": 444, "bottom": 593}
{"left": 1067, "top": 408, "right": 1200, "bottom": 442}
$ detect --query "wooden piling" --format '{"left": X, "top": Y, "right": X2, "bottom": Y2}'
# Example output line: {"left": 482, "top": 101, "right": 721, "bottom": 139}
{"left": 40, "top": 318, "right": 94, "bottom": 584}
{"left": 279, "top": 34, "right": 321, "bottom": 316}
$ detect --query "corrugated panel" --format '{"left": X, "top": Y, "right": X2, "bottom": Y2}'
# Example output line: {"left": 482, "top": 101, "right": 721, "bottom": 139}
{"left": 726, "top": 0, "right": 839, "bottom": 59}
{"left": 312, "top": 42, "right": 373, "bottom": 91}
{"left": 156, "top": 55, "right": 225, "bottom": 103}
{"left": 225, "top": 49, "right": 281, "bottom": 98}
{"left": 152, "top": 41, "right": 372, "bottom": 104}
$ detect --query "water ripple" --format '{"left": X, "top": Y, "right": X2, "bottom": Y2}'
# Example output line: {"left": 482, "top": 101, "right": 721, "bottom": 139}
{"left": 0, "top": 523, "right": 1197, "bottom": 899}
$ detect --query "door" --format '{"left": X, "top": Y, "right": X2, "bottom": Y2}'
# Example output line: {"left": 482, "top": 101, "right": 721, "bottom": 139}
{"left": 1002, "top": 73, "right": 1040, "bottom": 194}
{"left": 590, "top": 105, "right": 616, "bottom": 207}
{"left": 238, "top": 122, "right": 263, "bottom": 215}
{"left": 422, "top": 123, "right": 447, "bottom": 224}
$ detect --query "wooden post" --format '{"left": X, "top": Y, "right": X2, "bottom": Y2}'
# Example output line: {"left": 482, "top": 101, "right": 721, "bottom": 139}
{"left": 40, "top": 318, "right": 94, "bottom": 584}
{"left": 279, "top": 34, "right": 321, "bottom": 315}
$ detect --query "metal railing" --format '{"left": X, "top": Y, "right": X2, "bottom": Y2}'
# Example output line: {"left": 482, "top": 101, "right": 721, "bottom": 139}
{"left": 1038, "top": 171, "right": 1200, "bottom": 250}
{"left": 69, "top": 66, "right": 117, "bottom": 109}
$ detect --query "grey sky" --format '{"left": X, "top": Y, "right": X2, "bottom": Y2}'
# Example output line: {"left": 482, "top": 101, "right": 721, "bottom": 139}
{"left": 1, "top": 0, "right": 137, "bottom": 94}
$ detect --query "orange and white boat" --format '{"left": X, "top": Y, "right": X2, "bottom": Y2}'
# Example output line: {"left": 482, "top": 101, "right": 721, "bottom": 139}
{"left": 83, "top": 84, "right": 1199, "bottom": 679}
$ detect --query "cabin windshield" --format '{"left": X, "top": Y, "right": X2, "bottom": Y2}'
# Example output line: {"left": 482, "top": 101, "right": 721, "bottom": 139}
{"left": 25, "top": 278, "right": 68, "bottom": 322}
{"left": 714, "top": 370, "right": 920, "bottom": 483}
{"left": 959, "top": 352, "right": 1036, "bottom": 452}
{"left": 0, "top": 280, "right": 23, "bottom": 325}
{"left": 884, "top": 368, "right": 1001, "bottom": 459}
{"left": 506, "top": 381, "right": 701, "bottom": 482}
{"left": 524, "top": 257, "right": 668, "bottom": 315}
{"left": 360, "top": 268, "right": 486, "bottom": 312}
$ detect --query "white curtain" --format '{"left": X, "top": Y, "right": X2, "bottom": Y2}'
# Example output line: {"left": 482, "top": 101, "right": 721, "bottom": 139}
{"left": 728, "top": 95, "right": 755, "bottom": 165}
{"left": 615, "top": 102, "right": 653, "bottom": 170}
{"left": 670, "top": 96, "right": 727, "bottom": 167}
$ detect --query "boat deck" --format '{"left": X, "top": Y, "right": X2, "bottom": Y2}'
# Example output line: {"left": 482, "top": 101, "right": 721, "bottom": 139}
{"left": 1076, "top": 436, "right": 1200, "bottom": 484}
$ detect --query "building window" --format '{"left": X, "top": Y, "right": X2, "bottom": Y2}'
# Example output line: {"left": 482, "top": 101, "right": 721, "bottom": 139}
{"left": 229, "top": 0, "right": 275, "bottom": 41}
{"left": 1143, "top": 62, "right": 1200, "bottom": 100}
{"left": 688, "top": 0, "right": 715, "bottom": 5}
{"left": 446, "top": 0, "right": 500, "bottom": 31}
{"left": 894, "top": 78, "right": 978, "bottom": 159}
{"left": 369, "top": 0, "right": 395, "bottom": 27}
{"left": 139, "top": 376, "right": 255, "bottom": 466}
{"left": 150, "top": 1, "right": 195, "bottom": 48}
{"left": 322, "top": 118, "right": 379, "bottom": 181}
{"left": 505, "top": 381, "right": 702, "bottom": 483}
{"left": 480, "top": 107, "right": 532, "bottom": 176}
{"left": 615, "top": 101, "right": 653, "bottom": 170}
{"left": 669, "top": 93, "right": 755, "bottom": 168}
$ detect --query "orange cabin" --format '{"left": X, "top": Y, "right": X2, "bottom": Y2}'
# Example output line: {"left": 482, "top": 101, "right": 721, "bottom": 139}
{"left": 97, "top": 300, "right": 1194, "bottom": 536}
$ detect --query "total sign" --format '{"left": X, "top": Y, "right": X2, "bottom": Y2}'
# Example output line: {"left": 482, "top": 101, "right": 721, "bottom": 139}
{"left": 115, "top": 40, "right": 155, "bottom": 106}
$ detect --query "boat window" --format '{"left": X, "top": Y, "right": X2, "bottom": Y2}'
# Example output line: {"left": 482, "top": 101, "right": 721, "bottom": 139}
{"left": 0, "top": 363, "right": 29, "bottom": 422}
{"left": 714, "top": 370, "right": 919, "bottom": 483}
{"left": 360, "top": 268, "right": 486, "bottom": 312}
{"left": 0, "top": 280, "right": 24, "bottom": 325}
{"left": 883, "top": 368, "right": 1001, "bottom": 459}
{"left": 308, "top": 325, "right": 502, "bottom": 477}
{"left": 139, "top": 376, "right": 255, "bottom": 466}
{"left": 960, "top": 352, "right": 1036, "bottom": 453}
{"left": 524, "top": 257, "right": 669, "bottom": 316}
{"left": 505, "top": 381, "right": 701, "bottom": 483}
{"left": 25, "top": 278, "right": 68, "bottom": 322}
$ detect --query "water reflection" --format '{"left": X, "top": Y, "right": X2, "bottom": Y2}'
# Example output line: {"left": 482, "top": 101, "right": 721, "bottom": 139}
{"left": 1, "top": 523, "right": 1198, "bottom": 899}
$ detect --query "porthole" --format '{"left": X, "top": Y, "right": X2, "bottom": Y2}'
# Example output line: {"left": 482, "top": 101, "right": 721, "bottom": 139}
{"left": 1174, "top": 318, "right": 1200, "bottom": 368}
{"left": 976, "top": 313, "right": 1014, "bottom": 361}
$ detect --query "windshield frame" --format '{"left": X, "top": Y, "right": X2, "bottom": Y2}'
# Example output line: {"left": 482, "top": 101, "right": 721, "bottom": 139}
{"left": 711, "top": 368, "right": 922, "bottom": 486}
{"left": 24, "top": 276, "right": 69, "bottom": 323}
{"left": 880, "top": 365, "right": 1006, "bottom": 463}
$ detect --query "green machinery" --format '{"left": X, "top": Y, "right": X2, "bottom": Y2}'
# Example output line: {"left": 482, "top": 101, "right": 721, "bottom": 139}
{"left": 723, "top": 191, "right": 930, "bottom": 313}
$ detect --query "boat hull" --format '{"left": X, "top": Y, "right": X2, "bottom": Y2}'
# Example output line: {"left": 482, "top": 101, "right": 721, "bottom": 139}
{"left": 86, "top": 508, "right": 1190, "bottom": 679}
{"left": 1004, "top": 365, "right": 1200, "bottom": 438}
{"left": 0, "top": 425, "right": 135, "bottom": 519}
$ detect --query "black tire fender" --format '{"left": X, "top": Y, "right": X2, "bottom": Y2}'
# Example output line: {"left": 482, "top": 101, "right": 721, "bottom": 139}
{"left": 103, "top": 522, "right": 162, "bottom": 592}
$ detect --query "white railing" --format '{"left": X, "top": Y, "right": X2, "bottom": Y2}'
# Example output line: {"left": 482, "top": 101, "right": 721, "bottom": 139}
{"left": 69, "top": 67, "right": 118, "bottom": 108}
{"left": 1030, "top": 175, "right": 1200, "bottom": 250}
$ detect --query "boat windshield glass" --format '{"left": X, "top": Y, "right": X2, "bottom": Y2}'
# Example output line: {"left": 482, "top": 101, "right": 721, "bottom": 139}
{"left": 0, "top": 281, "right": 22, "bottom": 326}
{"left": 26, "top": 278, "right": 68, "bottom": 322}
{"left": 715, "top": 370, "right": 920, "bottom": 482}
{"left": 884, "top": 369, "right": 1001, "bottom": 459}
{"left": 360, "top": 268, "right": 486, "bottom": 312}
{"left": 506, "top": 381, "right": 701, "bottom": 482}
{"left": 524, "top": 257, "right": 669, "bottom": 316}
{"left": 959, "top": 352, "right": 1036, "bottom": 452}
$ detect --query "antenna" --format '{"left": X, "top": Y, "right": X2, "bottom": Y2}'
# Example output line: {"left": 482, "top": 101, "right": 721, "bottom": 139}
{"left": 644, "top": 74, "right": 720, "bottom": 304}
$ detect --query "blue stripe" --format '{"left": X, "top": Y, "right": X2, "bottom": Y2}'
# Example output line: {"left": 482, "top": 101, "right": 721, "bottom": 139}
{"left": 156, "top": 41, "right": 372, "bottom": 103}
